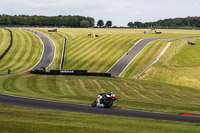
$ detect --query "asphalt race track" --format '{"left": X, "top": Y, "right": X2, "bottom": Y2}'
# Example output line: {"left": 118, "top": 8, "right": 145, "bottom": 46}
{"left": 0, "top": 74, "right": 7, "bottom": 76}
{"left": 24, "top": 29, "right": 55, "bottom": 70}
{"left": 107, "top": 37, "right": 172, "bottom": 76}
{"left": 0, "top": 93, "right": 199, "bottom": 123}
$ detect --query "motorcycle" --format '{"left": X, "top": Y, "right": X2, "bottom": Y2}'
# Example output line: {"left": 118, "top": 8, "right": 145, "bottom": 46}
{"left": 91, "top": 91, "right": 117, "bottom": 108}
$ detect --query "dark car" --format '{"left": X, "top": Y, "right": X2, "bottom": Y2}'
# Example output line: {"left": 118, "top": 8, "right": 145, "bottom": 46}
{"left": 188, "top": 42, "right": 196, "bottom": 45}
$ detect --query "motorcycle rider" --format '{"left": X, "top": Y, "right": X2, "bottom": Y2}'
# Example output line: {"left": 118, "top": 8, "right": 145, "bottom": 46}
{"left": 99, "top": 91, "right": 114, "bottom": 103}
{"left": 92, "top": 91, "right": 117, "bottom": 108}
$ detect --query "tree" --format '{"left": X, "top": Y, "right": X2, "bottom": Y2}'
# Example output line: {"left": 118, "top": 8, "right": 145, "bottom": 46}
{"left": 80, "top": 20, "right": 91, "bottom": 27}
{"left": 0, "top": 14, "right": 95, "bottom": 27}
{"left": 133, "top": 21, "right": 143, "bottom": 28}
{"left": 97, "top": 20, "right": 104, "bottom": 27}
{"left": 87, "top": 17, "right": 95, "bottom": 27}
{"left": 127, "top": 22, "right": 134, "bottom": 28}
{"left": 105, "top": 20, "right": 112, "bottom": 28}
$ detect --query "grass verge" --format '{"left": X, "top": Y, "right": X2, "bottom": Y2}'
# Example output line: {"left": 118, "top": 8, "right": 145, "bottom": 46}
{"left": 140, "top": 38, "right": 200, "bottom": 89}
{"left": 0, "top": 29, "right": 43, "bottom": 73}
{"left": 0, "top": 104, "right": 200, "bottom": 133}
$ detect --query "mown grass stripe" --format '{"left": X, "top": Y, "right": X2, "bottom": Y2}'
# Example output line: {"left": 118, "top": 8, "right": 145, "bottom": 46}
{"left": 87, "top": 37, "right": 138, "bottom": 72}
{"left": 107, "top": 81, "right": 131, "bottom": 99}
{"left": 79, "top": 35, "right": 131, "bottom": 71}
{"left": 66, "top": 35, "right": 110, "bottom": 60}
{"left": 27, "top": 76, "right": 45, "bottom": 94}
{"left": 0, "top": 30, "right": 21, "bottom": 71}
{"left": 46, "top": 76, "right": 63, "bottom": 95}
{"left": 65, "top": 36, "right": 114, "bottom": 69}
{"left": 0, "top": 29, "right": 43, "bottom": 73}
{"left": 2, "top": 75, "right": 23, "bottom": 93}
{"left": 0, "top": 29, "right": 10, "bottom": 56}
{"left": 10, "top": 30, "right": 32, "bottom": 71}
{"left": 87, "top": 79, "right": 102, "bottom": 94}
{"left": 66, "top": 35, "right": 121, "bottom": 70}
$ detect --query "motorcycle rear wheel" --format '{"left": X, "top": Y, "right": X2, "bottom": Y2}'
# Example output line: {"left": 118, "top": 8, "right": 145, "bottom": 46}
{"left": 103, "top": 100, "right": 113, "bottom": 108}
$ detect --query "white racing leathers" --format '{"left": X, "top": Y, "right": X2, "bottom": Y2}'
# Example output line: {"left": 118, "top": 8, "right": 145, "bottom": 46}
{"left": 96, "top": 94, "right": 104, "bottom": 108}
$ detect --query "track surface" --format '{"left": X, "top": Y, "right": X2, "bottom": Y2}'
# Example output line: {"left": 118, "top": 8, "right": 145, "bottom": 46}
{"left": 24, "top": 30, "right": 55, "bottom": 70}
{"left": 107, "top": 37, "right": 172, "bottom": 76}
{"left": 0, "top": 94, "right": 199, "bottom": 123}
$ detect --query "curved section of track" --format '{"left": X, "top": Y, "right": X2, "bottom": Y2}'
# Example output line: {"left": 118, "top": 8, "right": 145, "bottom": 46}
{"left": 24, "top": 30, "right": 55, "bottom": 70}
{"left": 0, "top": 94, "right": 199, "bottom": 123}
{"left": 107, "top": 37, "right": 173, "bottom": 76}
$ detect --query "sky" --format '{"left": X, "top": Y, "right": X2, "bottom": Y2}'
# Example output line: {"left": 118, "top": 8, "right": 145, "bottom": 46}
{"left": 0, "top": 0, "right": 200, "bottom": 26}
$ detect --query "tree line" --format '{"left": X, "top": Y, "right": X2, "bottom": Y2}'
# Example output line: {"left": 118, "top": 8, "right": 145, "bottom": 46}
{"left": 128, "top": 16, "right": 200, "bottom": 28}
{"left": 97, "top": 20, "right": 112, "bottom": 28}
{"left": 0, "top": 14, "right": 95, "bottom": 27}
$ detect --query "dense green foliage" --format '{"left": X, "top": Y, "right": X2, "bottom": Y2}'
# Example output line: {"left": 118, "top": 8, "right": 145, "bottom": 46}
{"left": 80, "top": 20, "right": 91, "bottom": 28}
{"left": 105, "top": 20, "right": 112, "bottom": 28}
{"left": 1, "top": 104, "right": 200, "bottom": 133}
{"left": 97, "top": 20, "right": 104, "bottom": 27}
{"left": 0, "top": 14, "right": 95, "bottom": 27}
{"left": 128, "top": 16, "right": 200, "bottom": 28}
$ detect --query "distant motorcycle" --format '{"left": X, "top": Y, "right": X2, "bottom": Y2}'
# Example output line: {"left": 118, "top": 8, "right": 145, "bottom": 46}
{"left": 92, "top": 91, "right": 118, "bottom": 108}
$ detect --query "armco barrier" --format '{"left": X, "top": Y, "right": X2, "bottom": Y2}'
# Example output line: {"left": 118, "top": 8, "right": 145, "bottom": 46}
{"left": 0, "top": 29, "right": 13, "bottom": 61}
{"left": 29, "top": 70, "right": 111, "bottom": 77}
{"left": 60, "top": 37, "right": 67, "bottom": 70}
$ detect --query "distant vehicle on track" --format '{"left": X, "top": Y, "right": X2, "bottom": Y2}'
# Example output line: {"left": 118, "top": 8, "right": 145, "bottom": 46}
{"left": 188, "top": 41, "right": 196, "bottom": 45}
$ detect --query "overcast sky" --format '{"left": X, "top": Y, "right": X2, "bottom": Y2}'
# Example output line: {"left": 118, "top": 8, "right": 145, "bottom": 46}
{"left": 0, "top": 0, "right": 200, "bottom": 26}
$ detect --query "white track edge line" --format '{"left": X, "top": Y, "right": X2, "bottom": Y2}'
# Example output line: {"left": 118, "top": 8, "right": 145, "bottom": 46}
{"left": 118, "top": 40, "right": 152, "bottom": 77}
{"left": 106, "top": 39, "right": 143, "bottom": 73}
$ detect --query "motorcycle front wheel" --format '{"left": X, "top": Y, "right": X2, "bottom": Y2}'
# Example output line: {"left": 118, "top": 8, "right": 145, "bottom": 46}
{"left": 91, "top": 101, "right": 97, "bottom": 107}
{"left": 103, "top": 100, "right": 113, "bottom": 108}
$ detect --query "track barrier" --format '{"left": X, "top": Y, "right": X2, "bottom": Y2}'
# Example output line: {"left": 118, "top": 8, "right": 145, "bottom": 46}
{"left": 60, "top": 37, "right": 67, "bottom": 70}
{"left": 0, "top": 29, "right": 13, "bottom": 61}
{"left": 29, "top": 69, "right": 111, "bottom": 77}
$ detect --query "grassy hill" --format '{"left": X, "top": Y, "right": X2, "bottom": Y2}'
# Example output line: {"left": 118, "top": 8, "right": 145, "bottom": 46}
{"left": 32, "top": 28, "right": 200, "bottom": 75}
{"left": 33, "top": 28, "right": 200, "bottom": 72}
{"left": 0, "top": 74, "right": 200, "bottom": 115}
{"left": 0, "top": 29, "right": 43, "bottom": 73}
{"left": 140, "top": 38, "right": 200, "bottom": 89}
{"left": 1, "top": 28, "right": 200, "bottom": 132}
{"left": 120, "top": 39, "right": 173, "bottom": 77}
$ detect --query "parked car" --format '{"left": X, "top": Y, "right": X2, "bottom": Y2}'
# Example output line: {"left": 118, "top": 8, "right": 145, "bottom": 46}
{"left": 188, "top": 42, "right": 196, "bottom": 45}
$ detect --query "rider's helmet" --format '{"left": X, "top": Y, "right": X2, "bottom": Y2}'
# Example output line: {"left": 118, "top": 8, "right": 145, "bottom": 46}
{"left": 108, "top": 91, "right": 114, "bottom": 95}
